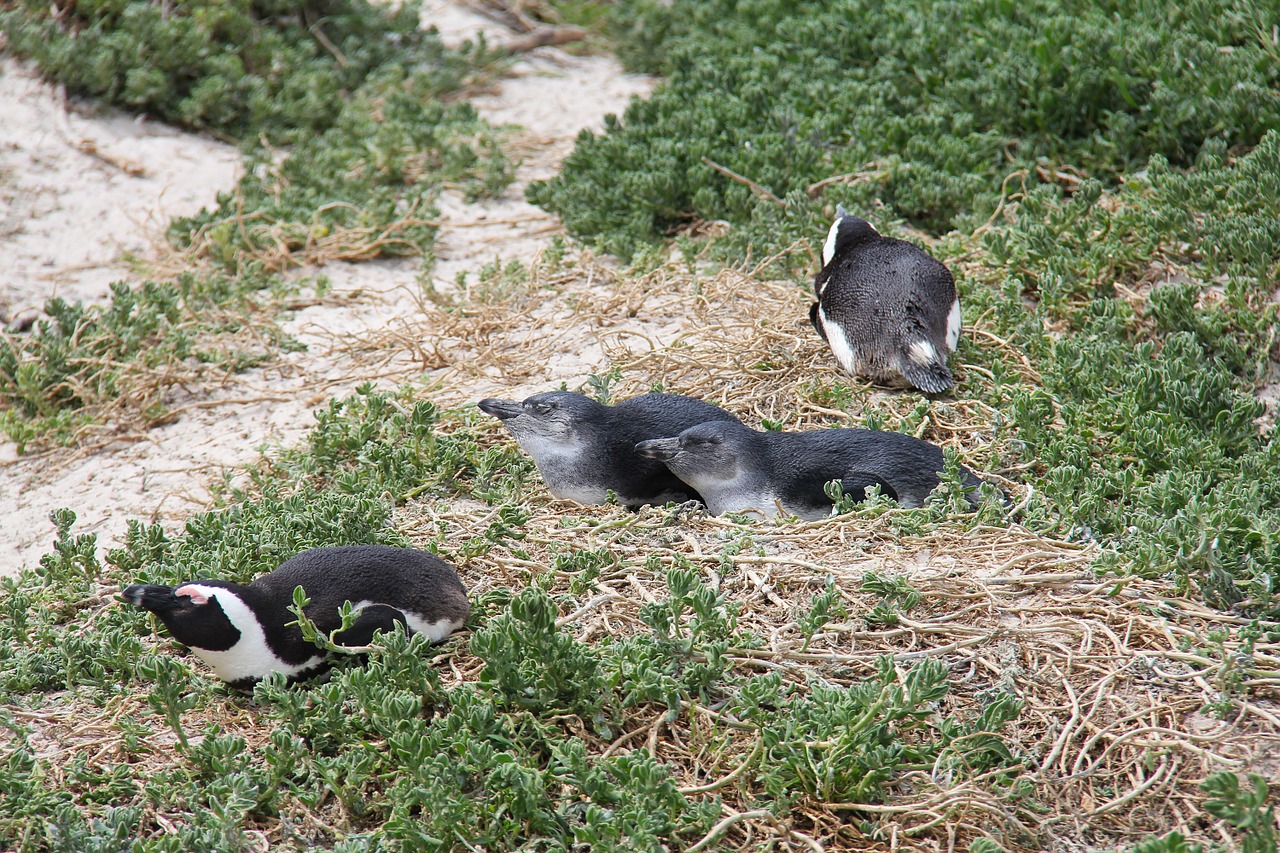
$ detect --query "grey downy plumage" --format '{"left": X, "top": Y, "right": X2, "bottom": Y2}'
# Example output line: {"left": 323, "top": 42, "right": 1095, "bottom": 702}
{"left": 478, "top": 391, "right": 742, "bottom": 507}
{"left": 636, "top": 420, "right": 989, "bottom": 520}
{"left": 810, "top": 206, "right": 962, "bottom": 393}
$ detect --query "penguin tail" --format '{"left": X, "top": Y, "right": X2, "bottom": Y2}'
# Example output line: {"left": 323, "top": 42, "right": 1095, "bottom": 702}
{"left": 898, "top": 355, "right": 954, "bottom": 394}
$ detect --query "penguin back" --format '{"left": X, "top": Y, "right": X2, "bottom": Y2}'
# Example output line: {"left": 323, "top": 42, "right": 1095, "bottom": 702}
{"left": 811, "top": 211, "right": 961, "bottom": 392}
{"left": 612, "top": 393, "right": 742, "bottom": 440}
{"left": 257, "top": 545, "right": 470, "bottom": 630}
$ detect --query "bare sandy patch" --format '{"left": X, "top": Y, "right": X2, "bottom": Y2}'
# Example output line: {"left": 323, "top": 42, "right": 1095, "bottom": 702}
{"left": 0, "top": 5, "right": 652, "bottom": 576}
{"left": 0, "top": 57, "right": 241, "bottom": 323}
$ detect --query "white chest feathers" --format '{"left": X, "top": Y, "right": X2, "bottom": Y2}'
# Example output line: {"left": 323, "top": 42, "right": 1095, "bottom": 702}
{"left": 816, "top": 304, "right": 859, "bottom": 374}
{"left": 687, "top": 469, "right": 786, "bottom": 519}
{"left": 701, "top": 486, "right": 829, "bottom": 521}
{"left": 703, "top": 489, "right": 783, "bottom": 518}
{"left": 944, "top": 298, "right": 962, "bottom": 352}
{"left": 513, "top": 430, "right": 580, "bottom": 464}
{"left": 514, "top": 434, "right": 608, "bottom": 503}
{"left": 184, "top": 586, "right": 321, "bottom": 683}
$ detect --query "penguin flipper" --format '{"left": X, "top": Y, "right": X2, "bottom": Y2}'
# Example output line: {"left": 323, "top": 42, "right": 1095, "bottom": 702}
{"left": 809, "top": 303, "right": 828, "bottom": 342}
{"left": 838, "top": 473, "right": 899, "bottom": 505}
{"left": 332, "top": 604, "right": 408, "bottom": 648}
{"left": 804, "top": 472, "right": 898, "bottom": 512}
{"left": 898, "top": 356, "right": 954, "bottom": 394}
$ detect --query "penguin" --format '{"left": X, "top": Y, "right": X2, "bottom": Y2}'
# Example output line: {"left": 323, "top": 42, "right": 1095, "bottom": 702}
{"left": 635, "top": 420, "right": 988, "bottom": 520}
{"left": 477, "top": 391, "right": 742, "bottom": 507}
{"left": 810, "top": 206, "right": 962, "bottom": 393}
{"left": 121, "top": 545, "right": 469, "bottom": 686}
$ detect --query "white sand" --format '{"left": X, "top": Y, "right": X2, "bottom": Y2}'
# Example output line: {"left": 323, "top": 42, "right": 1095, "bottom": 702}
{"left": 0, "top": 4, "right": 652, "bottom": 576}
{"left": 0, "top": 58, "right": 242, "bottom": 318}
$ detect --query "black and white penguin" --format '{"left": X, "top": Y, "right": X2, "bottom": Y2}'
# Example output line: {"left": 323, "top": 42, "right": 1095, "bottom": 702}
{"left": 121, "top": 545, "right": 470, "bottom": 686}
{"left": 477, "top": 391, "right": 742, "bottom": 507}
{"left": 635, "top": 420, "right": 987, "bottom": 520}
{"left": 810, "top": 206, "right": 962, "bottom": 393}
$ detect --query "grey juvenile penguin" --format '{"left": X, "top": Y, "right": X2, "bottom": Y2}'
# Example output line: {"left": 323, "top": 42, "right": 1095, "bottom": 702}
{"left": 635, "top": 420, "right": 987, "bottom": 520}
{"left": 478, "top": 391, "right": 741, "bottom": 507}
{"left": 810, "top": 206, "right": 962, "bottom": 393}
{"left": 122, "top": 545, "right": 469, "bottom": 686}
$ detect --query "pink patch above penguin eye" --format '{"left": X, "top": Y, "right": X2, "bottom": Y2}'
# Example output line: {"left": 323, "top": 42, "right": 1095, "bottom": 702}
{"left": 174, "top": 585, "right": 210, "bottom": 606}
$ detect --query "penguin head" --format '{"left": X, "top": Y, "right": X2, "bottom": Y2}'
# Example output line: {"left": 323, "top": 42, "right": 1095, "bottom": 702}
{"left": 635, "top": 421, "right": 748, "bottom": 485}
{"left": 121, "top": 582, "right": 242, "bottom": 652}
{"left": 479, "top": 391, "right": 605, "bottom": 443}
{"left": 821, "top": 206, "right": 879, "bottom": 267}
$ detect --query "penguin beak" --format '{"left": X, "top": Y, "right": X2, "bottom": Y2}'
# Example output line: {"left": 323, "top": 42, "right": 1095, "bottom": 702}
{"left": 121, "top": 584, "right": 185, "bottom": 613}
{"left": 478, "top": 398, "right": 523, "bottom": 420}
{"left": 635, "top": 437, "right": 682, "bottom": 461}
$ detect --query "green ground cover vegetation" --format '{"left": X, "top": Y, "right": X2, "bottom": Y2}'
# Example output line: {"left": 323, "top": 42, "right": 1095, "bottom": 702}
{"left": 534, "top": 0, "right": 1280, "bottom": 615}
{"left": 1, "top": 381, "right": 1273, "bottom": 850}
{"left": 972, "top": 137, "right": 1280, "bottom": 613}
{"left": 0, "top": 390, "right": 1028, "bottom": 850}
{"left": 1, "top": 0, "right": 1279, "bottom": 849}
{"left": 533, "top": 0, "right": 1280, "bottom": 259}
{"left": 0, "top": 0, "right": 480, "bottom": 145}
{"left": 0, "top": 0, "right": 511, "bottom": 447}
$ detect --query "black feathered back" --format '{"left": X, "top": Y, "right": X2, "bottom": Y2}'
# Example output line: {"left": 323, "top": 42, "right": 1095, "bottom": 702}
{"left": 596, "top": 394, "right": 744, "bottom": 504}
{"left": 758, "top": 427, "right": 982, "bottom": 509}
{"left": 240, "top": 545, "right": 469, "bottom": 660}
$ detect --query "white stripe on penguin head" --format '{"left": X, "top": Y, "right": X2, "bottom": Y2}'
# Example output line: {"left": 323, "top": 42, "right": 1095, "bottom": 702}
{"left": 175, "top": 583, "right": 320, "bottom": 683}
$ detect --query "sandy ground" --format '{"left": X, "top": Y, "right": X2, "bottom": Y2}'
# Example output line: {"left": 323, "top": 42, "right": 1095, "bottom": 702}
{"left": 0, "top": 3, "right": 653, "bottom": 577}
{"left": 0, "top": 61, "right": 242, "bottom": 321}
{"left": 4, "top": 4, "right": 1273, "bottom": 583}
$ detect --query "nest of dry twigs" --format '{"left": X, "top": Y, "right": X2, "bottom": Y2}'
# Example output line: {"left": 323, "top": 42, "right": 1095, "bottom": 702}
{"left": 24, "top": 242, "right": 1277, "bottom": 851}
{"left": 338, "top": 245, "right": 1280, "bottom": 850}
{"left": 402, "top": 492, "right": 1280, "bottom": 850}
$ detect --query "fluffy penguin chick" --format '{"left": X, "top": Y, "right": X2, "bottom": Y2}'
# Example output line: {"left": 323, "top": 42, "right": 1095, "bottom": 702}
{"left": 811, "top": 207, "right": 962, "bottom": 393}
{"left": 478, "top": 391, "right": 741, "bottom": 507}
{"left": 636, "top": 420, "right": 986, "bottom": 520}
{"left": 122, "top": 545, "right": 469, "bottom": 686}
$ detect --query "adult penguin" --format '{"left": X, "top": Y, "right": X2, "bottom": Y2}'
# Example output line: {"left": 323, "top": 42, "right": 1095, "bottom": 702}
{"left": 122, "top": 545, "right": 469, "bottom": 685}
